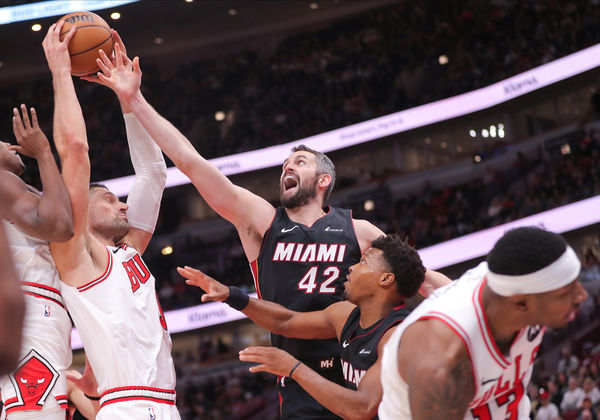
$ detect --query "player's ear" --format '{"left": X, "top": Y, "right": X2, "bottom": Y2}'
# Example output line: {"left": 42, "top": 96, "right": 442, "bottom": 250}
{"left": 318, "top": 174, "right": 331, "bottom": 189}
{"left": 380, "top": 272, "right": 395, "bottom": 288}
{"left": 508, "top": 294, "right": 530, "bottom": 313}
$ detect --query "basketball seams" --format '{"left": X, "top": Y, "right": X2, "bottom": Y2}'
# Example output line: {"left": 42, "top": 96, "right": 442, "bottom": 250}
{"left": 69, "top": 34, "right": 113, "bottom": 58}
{"left": 59, "top": 24, "right": 111, "bottom": 38}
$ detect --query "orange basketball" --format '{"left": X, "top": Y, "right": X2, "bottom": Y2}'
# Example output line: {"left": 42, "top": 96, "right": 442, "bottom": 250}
{"left": 58, "top": 11, "right": 113, "bottom": 77}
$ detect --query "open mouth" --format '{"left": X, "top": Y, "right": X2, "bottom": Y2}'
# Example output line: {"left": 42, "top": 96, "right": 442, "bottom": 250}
{"left": 283, "top": 173, "right": 298, "bottom": 192}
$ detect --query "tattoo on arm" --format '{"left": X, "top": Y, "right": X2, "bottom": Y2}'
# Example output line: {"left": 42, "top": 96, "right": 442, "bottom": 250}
{"left": 411, "top": 356, "right": 475, "bottom": 420}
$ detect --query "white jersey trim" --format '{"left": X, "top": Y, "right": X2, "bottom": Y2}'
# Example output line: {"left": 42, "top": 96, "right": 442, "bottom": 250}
{"left": 100, "top": 386, "right": 176, "bottom": 408}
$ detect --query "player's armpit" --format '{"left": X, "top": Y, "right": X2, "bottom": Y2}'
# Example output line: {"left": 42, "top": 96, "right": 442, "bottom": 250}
{"left": 399, "top": 319, "right": 475, "bottom": 420}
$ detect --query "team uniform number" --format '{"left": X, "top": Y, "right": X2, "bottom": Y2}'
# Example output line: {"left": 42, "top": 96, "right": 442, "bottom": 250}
{"left": 297, "top": 266, "right": 339, "bottom": 294}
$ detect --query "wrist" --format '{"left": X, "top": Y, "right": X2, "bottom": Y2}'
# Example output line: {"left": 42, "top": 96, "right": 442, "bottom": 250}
{"left": 224, "top": 286, "right": 249, "bottom": 311}
{"left": 289, "top": 361, "right": 302, "bottom": 379}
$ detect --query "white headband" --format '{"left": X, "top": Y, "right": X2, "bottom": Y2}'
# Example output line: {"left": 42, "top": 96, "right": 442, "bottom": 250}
{"left": 487, "top": 246, "right": 581, "bottom": 296}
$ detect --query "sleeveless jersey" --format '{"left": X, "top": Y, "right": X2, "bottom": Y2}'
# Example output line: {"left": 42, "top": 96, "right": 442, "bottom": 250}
{"left": 0, "top": 221, "right": 72, "bottom": 416}
{"left": 379, "top": 262, "right": 544, "bottom": 420}
{"left": 252, "top": 207, "right": 361, "bottom": 366}
{"left": 340, "top": 305, "right": 409, "bottom": 391}
{"left": 60, "top": 244, "right": 177, "bottom": 412}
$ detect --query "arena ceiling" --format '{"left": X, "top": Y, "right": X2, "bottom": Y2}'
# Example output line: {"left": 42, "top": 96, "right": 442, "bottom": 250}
{"left": 0, "top": 0, "right": 398, "bottom": 80}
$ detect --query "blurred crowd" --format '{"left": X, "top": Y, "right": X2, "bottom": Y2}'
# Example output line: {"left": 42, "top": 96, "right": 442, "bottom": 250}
{"left": 1, "top": 0, "right": 599, "bottom": 188}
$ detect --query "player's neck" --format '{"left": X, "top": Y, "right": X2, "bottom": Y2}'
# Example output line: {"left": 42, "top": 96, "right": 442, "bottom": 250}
{"left": 284, "top": 202, "right": 326, "bottom": 226}
{"left": 91, "top": 230, "right": 117, "bottom": 247}
{"left": 358, "top": 298, "right": 394, "bottom": 329}
{"left": 481, "top": 287, "right": 523, "bottom": 353}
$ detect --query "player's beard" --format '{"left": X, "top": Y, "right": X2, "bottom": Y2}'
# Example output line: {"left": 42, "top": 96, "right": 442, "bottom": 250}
{"left": 94, "top": 217, "right": 129, "bottom": 244}
{"left": 280, "top": 175, "right": 318, "bottom": 209}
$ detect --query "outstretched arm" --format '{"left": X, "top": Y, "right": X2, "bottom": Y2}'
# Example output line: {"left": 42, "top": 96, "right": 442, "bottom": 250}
{"left": 83, "top": 32, "right": 166, "bottom": 253}
{"left": 239, "top": 327, "right": 397, "bottom": 420}
{"left": 88, "top": 38, "right": 275, "bottom": 260}
{"left": 0, "top": 223, "right": 24, "bottom": 375}
{"left": 43, "top": 20, "right": 94, "bottom": 275}
{"left": 179, "top": 265, "right": 353, "bottom": 339}
{"left": 399, "top": 319, "right": 475, "bottom": 419}
{"left": 3, "top": 105, "right": 73, "bottom": 242}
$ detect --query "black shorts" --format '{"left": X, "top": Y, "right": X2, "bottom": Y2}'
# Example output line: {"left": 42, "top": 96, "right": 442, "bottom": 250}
{"left": 278, "top": 378, "right": 342, "bottom": 420}
{"left": 277, "top": 359, "right": 344, "bottom": 420}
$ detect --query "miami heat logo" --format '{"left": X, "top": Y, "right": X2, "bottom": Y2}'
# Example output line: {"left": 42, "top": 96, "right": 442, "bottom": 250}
{"left": 5, "top": 349, "right": 59, "bottom": 412}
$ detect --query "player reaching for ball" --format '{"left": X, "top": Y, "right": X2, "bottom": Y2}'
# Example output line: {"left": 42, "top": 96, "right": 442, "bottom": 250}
{"left": 0, "top": 104, "right": 74, "bottom": 419}
{"left": 87, "top": 28, "right": 449, "bottom": 419}
{"left": 42, "top": 20, "right": 180, "bottom": 419}
{"left": 180, "top": 234, "right": 442, "bottom": 420}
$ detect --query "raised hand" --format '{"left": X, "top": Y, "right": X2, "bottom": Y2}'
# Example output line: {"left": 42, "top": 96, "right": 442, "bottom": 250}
{"left": 87, "top": 41, "right": 141, "bottom": 102}
{"left": 177, "top": 266, "right": 230, "bottom": 302}
{"left": 10, "top": 105, "right": 51, "bottom": 160}
{"left": 239, "top": 346, "right": 299, "bottom": 377}
{"left": 81, "top": 30, "right": 132, "bottom": 85}
{"left": 42, "top": 19, "right": 76, "bottom": 74}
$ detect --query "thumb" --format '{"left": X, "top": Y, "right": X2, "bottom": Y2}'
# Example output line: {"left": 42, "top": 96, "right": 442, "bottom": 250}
{"left": 65, "top": 369, "right": 83, "bottom": 383}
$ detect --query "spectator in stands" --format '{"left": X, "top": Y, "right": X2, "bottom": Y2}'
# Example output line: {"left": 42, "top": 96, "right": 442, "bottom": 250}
{"left": 536, "top": 388, "right": 560, "bottom": 420}
{"left": 563, "top": 376, "right": 586, "bottom": 413}
{"left": 560, "top": 348, "right": 581, "bottom": 375}
{"left": 578, "top": 397, "right": 597, "bottom": 420}
{"left": 579, "top": 376, "right": 600, "bottom": 408}
{"left": 547, "top": 379, "right": 564, "bottom": 410}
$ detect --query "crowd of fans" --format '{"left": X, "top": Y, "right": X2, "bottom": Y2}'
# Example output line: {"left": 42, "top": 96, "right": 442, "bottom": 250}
{"left": 1, "top": 0, "right": 599, "bottom": 189}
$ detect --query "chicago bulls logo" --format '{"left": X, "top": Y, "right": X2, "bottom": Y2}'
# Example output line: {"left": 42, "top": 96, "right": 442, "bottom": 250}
{"left": 5, "top": 349, "right": 59, "bottom": 413}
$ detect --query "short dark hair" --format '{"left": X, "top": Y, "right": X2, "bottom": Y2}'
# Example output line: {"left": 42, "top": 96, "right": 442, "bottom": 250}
{"left": 291, "top": 144, "right": 336, "bottom": 204}
{"left": 89, "top": 183, "right": 109, "bottom": 191}
{"left": 487, "top": 227, "right": 567, "bottom": 275}
{"left": 371, "top": 234, "right": 426, "bottom": 299}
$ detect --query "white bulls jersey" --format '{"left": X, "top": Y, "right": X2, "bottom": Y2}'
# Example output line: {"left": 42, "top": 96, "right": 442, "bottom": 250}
{"left": 379, "top": 262, "right": 544, "bottom": 420}
{"left": 0, "top": 221, "right": 72, "bottom": 418}
{"left": 61, "top": 244, "right": 178, "bottom": 416}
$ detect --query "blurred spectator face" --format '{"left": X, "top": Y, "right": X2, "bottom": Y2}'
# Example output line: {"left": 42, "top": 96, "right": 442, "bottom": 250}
{"left": 583, "top": 377, "right": 596, "bottom": 392}
{"left": 581, "top": 409, "right": 593, "bottom": 420}
{"left": 547, "top": 380, "right": 558, "bottom": 394}
{"left": 280, "top": 151, "right": 321, "bottom": 208}
{"left": 569, "top": 376, "right": 580, "bottom": 390}
{"left": 582, "top": 397, "right": 593, "bottom": 410}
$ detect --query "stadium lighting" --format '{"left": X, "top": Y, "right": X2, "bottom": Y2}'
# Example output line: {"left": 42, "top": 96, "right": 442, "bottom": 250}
{"left": 469, "top": 129, "right": 476, "bottom": 137}
{"left": 110, "top": 12, "right": 121, "bottom": 20}
{"left": 481, "top": 129, "right": 489, "bottom": 138}
{"left": 424, "top": 137, "right": 432, "bottom": 144}
{"left": 490, "top": 125, "right": 497, "bottom": 137}
{"left": 215, "top": 111, "right": 226, "bottom": 121}
{"left": 161, "top": 246, "right": 173, "bottom": 256}
{"left": 438, "top": 55, "right": 449, "bottom": 65}
{"left": 228, "top": 9, "right": 237, "bottom": 15}
{"left": 31, "top": 23, "right": 41, "bottom": 31}
{"left": 310, "top": 3, "right": 319, "bottom": 10}
{"left": 364, "top": 200, "right": 375, "bottom": 211}
{"left": 473, "top": 154, "right": 482, "bottom": 163}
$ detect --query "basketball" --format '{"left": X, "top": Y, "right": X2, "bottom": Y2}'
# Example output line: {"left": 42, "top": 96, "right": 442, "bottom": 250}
{"left": 58, "top": 11, "right": 113, "bottom": 77}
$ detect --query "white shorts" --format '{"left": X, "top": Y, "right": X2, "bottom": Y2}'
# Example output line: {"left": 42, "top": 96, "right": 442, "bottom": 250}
{"left": 97, "top": 400, "right": 181, "bottom": 420}
{"left": 5, "top": 399, "right": 65, "bottom": 420}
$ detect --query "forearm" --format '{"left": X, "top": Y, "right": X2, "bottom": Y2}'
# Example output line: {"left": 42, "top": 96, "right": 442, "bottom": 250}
{"left": 242, "top": 298, "right": 300, "bottom": 337}
{"left": 34, "top": 149, "right": 73, "bottom": 241}
{"left": 52, "top": 69, "right": 87, "bottom": 154}
{"left": 124, "top": 91, "right": 243, "bottom": 220}
{"left": 123, "top": 113, "right": 167, "bottom": 233}
{"left": 291, "top": 364, "right": 374, "bottom": 420}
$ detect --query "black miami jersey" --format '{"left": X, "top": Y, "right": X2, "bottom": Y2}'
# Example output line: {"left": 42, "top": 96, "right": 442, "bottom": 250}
{"left": 339, "top": 305, "right": 410, "bottom": 391}
{"left": 252, "top": 206, "right": 361, "bottom": 363}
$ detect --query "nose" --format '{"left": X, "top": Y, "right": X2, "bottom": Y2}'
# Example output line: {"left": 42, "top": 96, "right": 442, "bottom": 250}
{"left": 120, "top": 202, "right": 129, "bottom": 212}
{"left": 348, "top": 263, "right": 357, "bottom": 272}
{"left": 574, "top": 281, "right": 588, "bottom": 303}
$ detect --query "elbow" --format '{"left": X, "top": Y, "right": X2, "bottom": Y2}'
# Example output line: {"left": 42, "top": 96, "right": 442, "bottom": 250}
{"left": 53, "top": 218, "right": 74, "bottom": 242}
{"left": 63, "top": 137, "right": 89, "bottom": 158}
